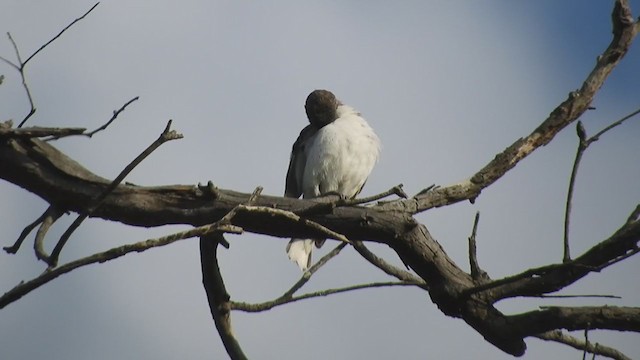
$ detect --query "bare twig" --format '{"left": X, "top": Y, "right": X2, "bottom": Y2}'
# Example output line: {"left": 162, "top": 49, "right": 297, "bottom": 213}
{"left": 48, "top": 120, "right": 183, "bottom": 267}
{"left": 344, "top": 183, "right": 408, "bottom": 205}
{"left": 563, "top": 121, "right": 587, "bottom": 262}
{"left": 583, "top": 326, "right": 590, "bottom": 360}
{"left": 534, "top": 294, "right": 621, "bottom": 299}
{"left": 237, "top": 205, "right": 349, "bottom": 243}
{"left": 0, "top": 3, "right": 100, "bottom": 128}
{"left": 232, "top": 280, "right": 422, "bottom": 313}
{"left": 352, "top": 241, "right": 425, "bottom": 285}
{"left": 77, "top": 96, "right": 140, "bottom": 139}
{"left": 468, "top": 211, "right": 488, "bottom": 280}
{"left": 3, "top": 208, "right": 50, "bottom": 254}
{"left": 34, "top": 207, "right": 64, "bottom": 262}
{"left": 590, "top": 107, "right": 640, "bottom": 142}
{"left": 0, "top": 222, "right": 241, "bottom": 309}
{"left": 535, "top": 330, "right": 631, "bottom": 360}
{"left": 297, "top": 184, "right": 408, "bottom": 217}
{"left": 23, "top": 3, "right": 100, "bottom": 66}
{"left": 5, "top": 32, "right": 36, "bottom": 127}
{"left": 282, "top": 243, "right": 347, "bottom": 299}
{"left": 563, "top": 107, "right": 640, "bottom": 263}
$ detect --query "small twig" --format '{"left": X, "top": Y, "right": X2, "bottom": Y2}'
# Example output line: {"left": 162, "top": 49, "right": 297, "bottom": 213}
{"left": 237, "top": 205, "right": 349, "bottom": 243}
{"left": 215, "top": 186, "right": 263, "bottom": 249}
{"left": 231, "top": 280, "right": 422, "bottom": 313}
{"left": 583, "top": 323, "right": 592, "bottom": 360}
{"left": 34, "top": 207, "right": 64, "bottom": 262}
{"left": 23, "top": 3, "right": 100, "bottom": 67}
{"left": 43, "top": 96, "right": 140, "bottom": 141}
{"left": 3, "top": 209, "right": 50, "bottom": 254}
{"left": 462, "top": 262, "right": 570, "bottom": 298}
{"left": 352, "top": 241, "right": 426, "bottom": 285}
{"left": 468, "top": 211, "right": 488, "bottom": 280}
{"left": 563, "top": 108, "right": 640, "bottom": 263}
{"left": 6, "top": 32, "right": 36, "bottom": 128}
{"left": 534, "top": 294, "right": 621, "bottom": 299}
{"left": 0, "top": 3, "right": 100, "bottom": 128}
{"left": 589, "top": 106, "right": 640, "bottom": 142}
{"left": 48, "top": 120, "right": 183, "bottom": 267}
{"left": 344, "top": 183, "right": 408, "bottom": 206}
{"left": 282, "top": 243, "right": 347, "bottom": 299}
{"left": 86, "top": 96, "right": 140, "bottom": 138}
{"left": 0, "top": 221, "right": 241, "bottom": 309}
{"left": 563, "top": 121, "right": 587, "bottom": 263}
{"left": 535, "top": 330, "right": 630, "bottom": 360}
{"left": 296, "top": 184, "right": 408, "bottom": 217}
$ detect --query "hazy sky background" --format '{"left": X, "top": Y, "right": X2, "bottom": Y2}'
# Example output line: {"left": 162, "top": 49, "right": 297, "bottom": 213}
{"left": 1, "top": 1, "right": 639, "bottom": 359}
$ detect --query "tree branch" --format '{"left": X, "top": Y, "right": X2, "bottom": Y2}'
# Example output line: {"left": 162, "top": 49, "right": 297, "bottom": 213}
{"left": 48, "top": 120, "right": 183, "bottom": 267}
{"left": 231, "top": 281, "right": 422, "bottom": 313}
{"left": 511, "top": 306, "right": 640, "bottom": 336}
{"left": 352, "top": 241, "right": 425, "bottom": 285}
{"left": 534, "top": 330, "right": 631, "bottom": 360}
{"left": 1, "top": 3, "right": 100, "bottom": 128}
{"left": 200, "top": 234, "right": 248, "bottom": 360}
{"left": 0, "top": 222, "right": 242, "bottom": 309}
{"left": 378, "top": 0, "right": 640, "bottom": 215}
{"left": 564, "top": 107, "right": 640, "bottom": 263}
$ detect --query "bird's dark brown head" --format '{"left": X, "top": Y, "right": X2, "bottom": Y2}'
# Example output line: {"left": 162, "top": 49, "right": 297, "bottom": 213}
{"left": 305, "top": 89, "right": 341, "bottom": 128}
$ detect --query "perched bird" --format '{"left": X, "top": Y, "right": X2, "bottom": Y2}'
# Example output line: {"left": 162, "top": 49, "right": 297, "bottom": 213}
{"left": 285, "top": 89, "right": 381, "bottom": 271}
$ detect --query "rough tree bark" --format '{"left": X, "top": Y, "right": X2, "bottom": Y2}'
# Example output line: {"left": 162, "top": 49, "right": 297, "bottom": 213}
{"left": 1, "top": 1, "right": 639, "bottom": 359}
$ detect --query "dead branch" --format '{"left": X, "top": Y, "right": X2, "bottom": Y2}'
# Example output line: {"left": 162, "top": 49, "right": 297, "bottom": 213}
{"left": 467, "top": 211, "right": 488, "bottom": 281}
{"left": 511, "top": 306, "right": 640, "bottom": 336}
{"left": 378, "top": 0, "right": 640, "bottom": 215}
{"left": 0, "top": 3, "right": 100, "bottom": 128}
{"left": 352, "top": 241, "right": 425, "bottom": 285}
{"left": 0, "top": 222, "right": 242, "bottom": 309}
{"left": 3, "top": 207, "right": 49, "bottom": 254}
{"left": 48, "top": 120, "right": 183, "bottom": 267}
{"left": 282, "top": 243, "right": 347, "bottom": 298}
{"left": 535, "top": 330, "right": 631, "bottom": 360}
{"left": 200, "top": 234, "right": 248, "bottom": 360}
{"left": 563, "top": 107, "right": 640, "bottom": 262}
{"left": 231, "top": 280, "right": 422, "bottom": 313}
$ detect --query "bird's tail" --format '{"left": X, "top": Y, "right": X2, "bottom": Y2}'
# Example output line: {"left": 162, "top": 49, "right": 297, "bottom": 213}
{"left": 286, "top": 238, "right": 325, "bottom": 271}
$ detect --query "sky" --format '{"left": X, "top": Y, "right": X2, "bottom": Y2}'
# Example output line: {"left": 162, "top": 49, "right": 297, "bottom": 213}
{"left": 1, "top": 1, "right": 639, "bottom": 359}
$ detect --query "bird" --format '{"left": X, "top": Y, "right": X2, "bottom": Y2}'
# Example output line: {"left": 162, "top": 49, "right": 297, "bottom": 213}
{"left": 285, "top": 89, "right": 381, "bottom": 271}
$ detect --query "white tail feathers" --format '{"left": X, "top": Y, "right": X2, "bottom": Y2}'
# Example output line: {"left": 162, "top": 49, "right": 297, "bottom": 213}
{"left": 286, "top": 239, "right": 314, "bottom": 271}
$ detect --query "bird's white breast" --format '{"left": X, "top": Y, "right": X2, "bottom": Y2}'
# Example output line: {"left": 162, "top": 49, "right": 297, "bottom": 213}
{"left": 302, "top": 106, "right": 381, "bottom": 199}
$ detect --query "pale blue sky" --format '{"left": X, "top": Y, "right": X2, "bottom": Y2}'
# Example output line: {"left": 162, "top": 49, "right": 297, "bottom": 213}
{"left": 1, "top": 1, "right": 639, "bottom": 359}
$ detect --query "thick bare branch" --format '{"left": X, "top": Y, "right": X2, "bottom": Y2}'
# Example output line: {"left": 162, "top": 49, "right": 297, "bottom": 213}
{"left": 200, "top": 235, "right": 248, "bottom": 360}
{"left": 511, "top": 306, "right": 640, "bottom": 336}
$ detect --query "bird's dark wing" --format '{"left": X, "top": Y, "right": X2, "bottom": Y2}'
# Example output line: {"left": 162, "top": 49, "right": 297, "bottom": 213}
{"left": 285, "top": 124, "right": 317, "bottom": 198}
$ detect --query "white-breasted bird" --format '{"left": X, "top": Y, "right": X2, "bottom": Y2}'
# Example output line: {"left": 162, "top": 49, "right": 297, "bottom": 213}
{"left": 285, "top": 89, "right": 381, "bottom": 271}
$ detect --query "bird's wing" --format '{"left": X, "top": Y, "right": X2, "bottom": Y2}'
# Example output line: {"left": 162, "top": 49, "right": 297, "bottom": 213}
{"left": 285, "top": 124, "right": 317, "bottom": 198}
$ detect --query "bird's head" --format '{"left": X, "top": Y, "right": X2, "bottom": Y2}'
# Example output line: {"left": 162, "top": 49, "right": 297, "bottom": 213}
{"left": 305, "top": 89, "right": 341, "bottom": 128}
